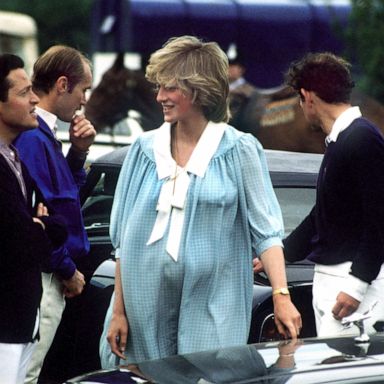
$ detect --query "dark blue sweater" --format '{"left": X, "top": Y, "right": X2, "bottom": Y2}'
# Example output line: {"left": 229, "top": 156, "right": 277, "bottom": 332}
{"left": 284, "top": 118, "right": 384, "bottom": 283}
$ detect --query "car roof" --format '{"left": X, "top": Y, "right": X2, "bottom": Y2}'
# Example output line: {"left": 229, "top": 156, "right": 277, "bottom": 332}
{"left": 92, "top": 144, "right": 130, "bottom": 167}
{"left": 155, "top": 333, "right": 384, "bottom": 383}
{"left": 264, "top": 149, "right": 322, "bottom": 175}
{"left": 265, "top": 149, "right": 322, "bottom": 187}
{"left": 69, "top": 332, "right": 384, "bottom": 383}
{"left": 92, "top": 145, "right": 323, "bottom": 177}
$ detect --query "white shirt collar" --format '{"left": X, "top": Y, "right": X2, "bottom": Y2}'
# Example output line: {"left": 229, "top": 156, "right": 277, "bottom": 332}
{"left": 229, "top": 77, "right": 246, "bottom": 91}
{"left": 326, "top": 106, "right": 362, "bottom": 145}
{"left": 36, "top": 106, "right": 58, "bottom": 133}
{"left": 153, "top": 121, "right": 226, "bottom": 179}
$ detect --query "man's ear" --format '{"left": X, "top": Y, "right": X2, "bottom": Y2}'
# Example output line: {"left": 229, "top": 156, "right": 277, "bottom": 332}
{"left": 56, "top": 76, "right": 68, "bottom": 94}
{"left": 301, "top": 89, "right": 316, "bottom": 105}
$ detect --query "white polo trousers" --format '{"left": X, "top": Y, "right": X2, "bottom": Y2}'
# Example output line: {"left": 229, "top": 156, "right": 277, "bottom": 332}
{"left": 0, "top": 342, "right": 36, "bottom": 384}
{"left": 24, "top": 273, "right": 66, "bottom": 384}
{"left": 313, "top": 268, "right": 384, "bottom": 337}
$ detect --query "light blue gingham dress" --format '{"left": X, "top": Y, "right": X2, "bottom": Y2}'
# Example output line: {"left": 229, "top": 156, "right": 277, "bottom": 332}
{"left": 100, "top": 123, "right": 283, "bottom": 366}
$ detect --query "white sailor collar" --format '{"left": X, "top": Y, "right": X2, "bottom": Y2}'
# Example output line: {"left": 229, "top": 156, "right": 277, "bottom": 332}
{"left": 153, "top": 121, "right": 226, "bottom": 180}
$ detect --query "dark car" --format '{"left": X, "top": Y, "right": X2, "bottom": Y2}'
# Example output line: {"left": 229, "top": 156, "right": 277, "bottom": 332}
{"left": 66, "top": 330, "right": 384, "bottom": 384}
{"left": 40, "top": 146, "right": 322, "bottom": 383}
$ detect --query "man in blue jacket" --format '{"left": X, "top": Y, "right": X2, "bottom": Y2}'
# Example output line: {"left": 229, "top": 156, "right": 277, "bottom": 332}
{"left": 0, "top": 53, "right": 67, "bottom": 383}
{"left": 283, "top": 52, "right": 384, "bottom": 336}
{"left": 14, "top": 45, "right": 96, "bottom": 383}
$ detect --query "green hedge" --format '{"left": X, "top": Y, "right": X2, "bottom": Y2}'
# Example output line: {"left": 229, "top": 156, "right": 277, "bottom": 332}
{"left": 344, "top": 0, "right": 384, "bottom": 102}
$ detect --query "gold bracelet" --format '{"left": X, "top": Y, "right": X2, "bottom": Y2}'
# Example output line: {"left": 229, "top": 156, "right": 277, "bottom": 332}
{"left": 272, "top": 287, "right": 290, "bottom": 296}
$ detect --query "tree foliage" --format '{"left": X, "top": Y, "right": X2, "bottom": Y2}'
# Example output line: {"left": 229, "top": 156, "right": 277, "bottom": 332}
{"left": 344, "top": 0, "right": 384, "bottom": 102}
{"left": 0, "top": 0, "right": 93, "bottom": 54}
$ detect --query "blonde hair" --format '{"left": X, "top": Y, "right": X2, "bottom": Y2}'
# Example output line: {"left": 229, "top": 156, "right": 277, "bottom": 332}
{"left": 146, "top": 35, "right": 230, "bottom": 122}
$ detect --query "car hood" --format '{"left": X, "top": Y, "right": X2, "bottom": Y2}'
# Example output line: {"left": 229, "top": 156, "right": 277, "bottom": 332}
{"left": 67, "top": 333, "right": 384, "bottom": 383}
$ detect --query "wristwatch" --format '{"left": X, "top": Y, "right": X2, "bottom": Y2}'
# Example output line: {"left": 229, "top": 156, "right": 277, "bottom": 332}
{"left": 272, "top": 287, "right": 290, "bottom": 296}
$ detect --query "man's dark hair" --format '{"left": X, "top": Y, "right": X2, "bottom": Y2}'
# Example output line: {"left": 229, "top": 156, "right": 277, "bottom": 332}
{"left": 285, "top": 52, "right": 354, "bottom": 104}
{"left": 0, "top": 54, "right": 25, "bottom": 102}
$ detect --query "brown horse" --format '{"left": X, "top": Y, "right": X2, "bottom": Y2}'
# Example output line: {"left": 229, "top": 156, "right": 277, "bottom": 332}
{"left": 230, "top": 85, "right": 384, "bottom": 154}
{"left": 85, "top": 53, "right": 163, "bottom": 133}
{"left": 86, "top": 54, "right": 384, "bottom": 154}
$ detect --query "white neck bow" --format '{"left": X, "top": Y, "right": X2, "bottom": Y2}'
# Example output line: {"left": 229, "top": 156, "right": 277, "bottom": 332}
{"left": 147, "top": 122, "right": 225, "bottom": 261}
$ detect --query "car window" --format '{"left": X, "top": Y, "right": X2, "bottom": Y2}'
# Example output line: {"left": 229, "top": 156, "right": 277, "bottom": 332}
{"left": 274, "top": 187, "right": 316, "bottom": 236}
{"left": 82, "top": 170, "right": 317, "bottom": 235}
{"left": 82, "top": 169, "right": 119, "bottom": 227}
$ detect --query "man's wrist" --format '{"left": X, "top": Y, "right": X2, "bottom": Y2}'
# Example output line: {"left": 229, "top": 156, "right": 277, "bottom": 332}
{"left": 69, "top": 145, "right": 89, "bottom": 159}
{"left": 342, "top": 275, "right": 369, "bottom": 302}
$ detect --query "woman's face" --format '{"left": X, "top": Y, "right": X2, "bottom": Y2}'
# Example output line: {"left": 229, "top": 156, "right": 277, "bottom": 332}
{"left": 156, "top": 84, "right": 200, "bottom": 124}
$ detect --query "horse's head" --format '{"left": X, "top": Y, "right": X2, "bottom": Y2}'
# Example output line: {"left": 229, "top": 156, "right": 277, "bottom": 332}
{"left": 85, "top": 53, "right": 163, "bottom": 132}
